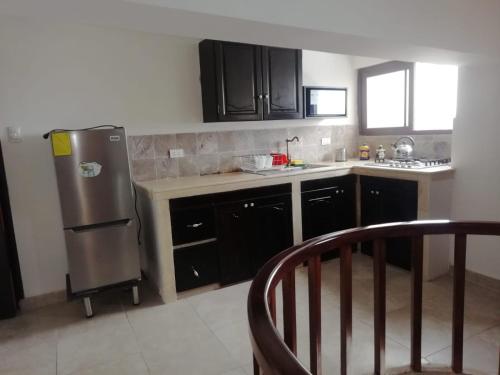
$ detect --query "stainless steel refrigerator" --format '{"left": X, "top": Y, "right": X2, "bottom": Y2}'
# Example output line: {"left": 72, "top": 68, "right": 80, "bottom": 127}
{"left": 49, "top": 126, "right": 140, "bottom": 316}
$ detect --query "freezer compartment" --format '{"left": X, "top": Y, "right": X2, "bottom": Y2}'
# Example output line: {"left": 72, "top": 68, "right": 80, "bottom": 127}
{"left": 64, "top": 219, "right": 140, "bottom": 293}
{"left": 53, "top": 128, "right": 134, "bottom": 228}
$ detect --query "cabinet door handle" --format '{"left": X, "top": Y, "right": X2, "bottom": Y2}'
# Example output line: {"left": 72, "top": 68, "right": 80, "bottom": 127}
{"left": 376, "top": 191, "right": 380, "bottom": 195}
{"left": 187, "top": 222, "right": 203, "bottom": 228}
{"left": 244, "top": 203, "right": 249, "bottom": 208}
{"left": 258, "top": 94, "right": 263, "bottom": 100}
{"left": 250, "top": 202, "right": 255, "bottom": 207}
{"left": 272, "top": 206, "right": 284, "bottom": 211}
{"left": 370, "top": 190, "right": 375, "bottom": 195}
{"left": 341, "top": 189, "right": 344, "bottom": 193}
{"left": 264, "top": 93, "right": 269, "bottom": 99}
{"left": 308, "top": 195, "right": 332, "bottom": 202}
{"left": 232, "top": 213, "right": 239, "bottom": 219}
{"left": 191, "top": 266, "right": 199, "bottom": 278}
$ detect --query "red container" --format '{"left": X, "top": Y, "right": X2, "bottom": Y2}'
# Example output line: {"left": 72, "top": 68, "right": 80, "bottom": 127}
{"left": 271, "top": 153, "right": 288, "bottom": 166}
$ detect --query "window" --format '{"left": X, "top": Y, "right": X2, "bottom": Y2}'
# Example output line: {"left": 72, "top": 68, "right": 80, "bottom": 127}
{"left": 359, "top": 61, "right": 458, "bottom": 135}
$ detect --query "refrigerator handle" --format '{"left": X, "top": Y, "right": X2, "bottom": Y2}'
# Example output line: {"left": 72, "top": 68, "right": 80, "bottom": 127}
{"left": 69, "top": 219, "right": 131, "bottom": 233}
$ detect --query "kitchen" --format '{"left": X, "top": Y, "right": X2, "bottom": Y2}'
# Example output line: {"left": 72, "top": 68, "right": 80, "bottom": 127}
{"left": 0, "top": 3, "right": 499, "bottom": 375}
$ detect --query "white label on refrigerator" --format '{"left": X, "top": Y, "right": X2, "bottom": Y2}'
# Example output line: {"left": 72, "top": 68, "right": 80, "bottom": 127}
{"left": 109, "top": 135, "right": 120, "bottom": 142}
{"left": 79, "top": 162, "right": 102, "bottom": 178}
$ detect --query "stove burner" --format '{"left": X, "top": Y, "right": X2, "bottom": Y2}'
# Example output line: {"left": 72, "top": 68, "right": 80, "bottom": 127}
{"left": 366, "top": 158, "right": 451, "bottom": 169}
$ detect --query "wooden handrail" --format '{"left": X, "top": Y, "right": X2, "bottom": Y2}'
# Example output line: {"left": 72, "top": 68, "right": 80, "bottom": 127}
{"left": 248, "top": 220, "right": 500, "bottom": 375}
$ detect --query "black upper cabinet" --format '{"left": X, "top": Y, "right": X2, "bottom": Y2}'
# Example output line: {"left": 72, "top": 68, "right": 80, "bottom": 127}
{"left": 199, "top": 40, "right": 303, "bottom": 122}
{"left": 215, "top": 42, "right": 263, "bottom": 121}
{"left": 262, "top": 47, "right": 303, "bottom": 120}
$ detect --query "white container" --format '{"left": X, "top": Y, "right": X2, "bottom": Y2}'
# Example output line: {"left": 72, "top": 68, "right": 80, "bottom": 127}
{"left": 239, "top": 154, "right": 274, "bottom": 172}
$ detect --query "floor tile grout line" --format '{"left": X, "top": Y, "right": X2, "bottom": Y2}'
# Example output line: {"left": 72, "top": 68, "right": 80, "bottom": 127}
{"left": 422, "top": 322, "right": 500, "bottom": 360}
{"left": 188, "top": 297, "right": 249, "bottom": 371}
{"left": 123, "top": 304, "right": 153, "bottom": 375}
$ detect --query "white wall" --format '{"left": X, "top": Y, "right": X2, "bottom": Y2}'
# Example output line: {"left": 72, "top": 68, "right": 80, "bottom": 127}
{"left": 124, "top": 0, "right": 500, "bottom": 58}
{"left": 450, "top": 62, "right": 500, "bottom": 279}
{"left": 302, "top": 50, "right": 358, "bottom": 125}
{"left": 0, "top": 17, "right": 358, "bottom": 297}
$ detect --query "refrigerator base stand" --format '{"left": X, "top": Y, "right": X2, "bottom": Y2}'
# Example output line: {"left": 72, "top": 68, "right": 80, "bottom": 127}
{"left": 66, "top": 273, "right": 141, "bottom": 318}
{"left": 83, "top": 297, "right": 93, "bottom": 318}
{"left": 132, "top": 285, "right": 140, "bottom": 305}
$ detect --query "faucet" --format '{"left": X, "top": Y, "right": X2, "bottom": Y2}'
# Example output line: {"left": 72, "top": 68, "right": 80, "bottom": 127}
{"left": 286, "top": 136, "right": 300, "bottom": 166}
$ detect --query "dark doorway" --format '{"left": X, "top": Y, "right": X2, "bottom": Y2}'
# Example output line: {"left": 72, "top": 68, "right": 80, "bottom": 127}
{"left": 0, "top": 140, "right": 23, "bottom": 319}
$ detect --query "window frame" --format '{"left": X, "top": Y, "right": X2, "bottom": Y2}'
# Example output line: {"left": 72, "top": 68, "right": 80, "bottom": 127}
{"left": 358, "top": 61, "right": 452, "bottom": 136}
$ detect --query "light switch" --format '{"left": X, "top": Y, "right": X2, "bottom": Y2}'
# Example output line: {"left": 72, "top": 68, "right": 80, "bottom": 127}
{"left": 169, "top": 148, "right": 185, "bottom": 158}
{"left": 321, "top": 137, "right": 331, "bottom": 146}
{"left": 7, "top": 126, "right": 22, "bottom": 143}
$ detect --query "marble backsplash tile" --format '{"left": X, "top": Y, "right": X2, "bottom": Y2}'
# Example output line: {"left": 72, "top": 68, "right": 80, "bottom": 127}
{"left": 358, "top": 134, "right": 452, "bottom": 160}
{"left": 129, "top": 125, "right": 357, "bottom": 181}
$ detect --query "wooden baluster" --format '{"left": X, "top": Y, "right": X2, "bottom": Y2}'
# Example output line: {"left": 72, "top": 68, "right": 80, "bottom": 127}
{"left": 268, "top": 286, "right": 277, "bottom": 326}
{"left": 253, "top": 355, "right": 260, "bottom": 375}
{"left": 308, "top": 256, "right": 322, "bottom": 375}
{"left": 283, "top": 270, "right": 297, "bottom": 355}
{"left": 411, "top": 235, "right": 424, "bottom": 372}
{"left": 373, "top": 239, "right": 386, "bottom": 375}
{"left": 340, "top": 245, "right": 352, "bottom": 375}
{"left": 452, "top": 234, "right": 467, "bottom": 373}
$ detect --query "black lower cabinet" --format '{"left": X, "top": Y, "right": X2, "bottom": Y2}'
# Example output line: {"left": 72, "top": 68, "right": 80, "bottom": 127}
{"left": 301, "top": 175, "right": 356, "bottom": 260}
{"left": 360, "top": 176, "right": 418, "bottom": 270}
{"left": 170, "top": 184, "right": 293, "bottom": 291}
{"left": 174, "top": 242, "right": 219, "bottom": 292}
{"left": 216, "top": 191, "right": 293, "bottom": 285}
{"left": 252, "top": 196, "right": 293, "bottom": 272}
{"left": 215, "top": 201, "right": 255, "bottom": 285}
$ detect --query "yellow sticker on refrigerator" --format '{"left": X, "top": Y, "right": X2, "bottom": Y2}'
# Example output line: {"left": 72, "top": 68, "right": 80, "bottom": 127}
{"left": 51, "top": 132, "right": 72, "bottom": 156}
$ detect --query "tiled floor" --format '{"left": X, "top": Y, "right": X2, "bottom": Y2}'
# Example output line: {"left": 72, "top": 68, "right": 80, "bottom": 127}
{"left": 0, "top": 253, "right": 498, "bottom": 375}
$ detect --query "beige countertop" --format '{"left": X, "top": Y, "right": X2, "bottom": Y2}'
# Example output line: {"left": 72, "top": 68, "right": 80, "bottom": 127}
{"left": 135, "top": 159, "right": 454, "bottom": 302}
{"left": 135, "top": 160, "right": 454, "bottom": 200}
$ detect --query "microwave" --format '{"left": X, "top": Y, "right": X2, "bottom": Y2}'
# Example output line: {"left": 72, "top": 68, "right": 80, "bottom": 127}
{"left": 304, "top": 86, "right": 347, "bottom": 118}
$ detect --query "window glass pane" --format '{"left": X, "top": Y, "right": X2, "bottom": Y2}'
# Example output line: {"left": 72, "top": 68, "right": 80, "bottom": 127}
{"left": 366, "top": 70, "right": 406, "bottom": 128}
{"left": 414, "top": 63, "right": 458, "bottom": 131}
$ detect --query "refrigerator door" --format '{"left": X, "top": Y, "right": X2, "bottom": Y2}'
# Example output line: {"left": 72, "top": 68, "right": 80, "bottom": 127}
{"left": 64, "top": 219, "right": 140, "bottom": 293}
{"left": 53, "top": 128, "right": 133, "bottom": 228}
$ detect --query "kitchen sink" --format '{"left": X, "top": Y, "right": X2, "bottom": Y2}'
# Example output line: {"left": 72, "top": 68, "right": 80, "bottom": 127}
{"left": 248, "top": 164, "right": 327, "bottom": 176}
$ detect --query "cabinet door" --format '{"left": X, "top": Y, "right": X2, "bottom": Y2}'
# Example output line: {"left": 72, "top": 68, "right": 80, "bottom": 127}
{"left": 262, "top": 47, "right": 303, "bottom": 120}
{"left": 332, "top": 186, "right": 356, "bottom": 231}
{"left": 360, "top": 177, "right": 417, "bottom": 270}
{"left": 174, "top": 242, "right": 219, "bottom": 292}
{"left": 215, "top": 42, "right": 263, "bottom": 121}
{"left": 302, "top": 186, "right": 355, "bottom": 260}
{"left": 215, "top": 202, "right": 254, "bottom": 285}
{"left": 252, "top": 196, "right": 293, "bottom": 273}
{"left": 360, "top": 180, "right": 384, "bottom": 257}
{"left": 361, "top": 183, "right": 384, "bottom": 226}
{"left": 381, "top": 181, "right": 417, "bottom": 270}
{"left": 302, "top": 192, "right": 337, "bottom": 240}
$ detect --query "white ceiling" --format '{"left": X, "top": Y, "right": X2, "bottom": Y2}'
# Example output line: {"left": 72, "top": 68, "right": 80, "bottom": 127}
{"left": 1, "top": 0, "right": 499, "bottom": 64}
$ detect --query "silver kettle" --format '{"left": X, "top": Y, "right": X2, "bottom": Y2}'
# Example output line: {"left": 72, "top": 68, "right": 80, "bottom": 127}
{"left": 392, "top": 136, "right": 415, "bottom": 160}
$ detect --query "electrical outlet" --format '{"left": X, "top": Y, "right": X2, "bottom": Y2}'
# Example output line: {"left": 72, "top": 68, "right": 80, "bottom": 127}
{"left": 169, "top": 148, "right": 185, "bottom": 158}
{"left": 7, "top": 126, "right": 22, "bottom": 143}
{"left": 321, "top": 137, "right": 331, "bottom": 146}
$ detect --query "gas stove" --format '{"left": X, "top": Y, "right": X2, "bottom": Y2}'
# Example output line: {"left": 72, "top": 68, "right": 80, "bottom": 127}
{"left": 365, "top": 158, "right": 451, "bottom": 169}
